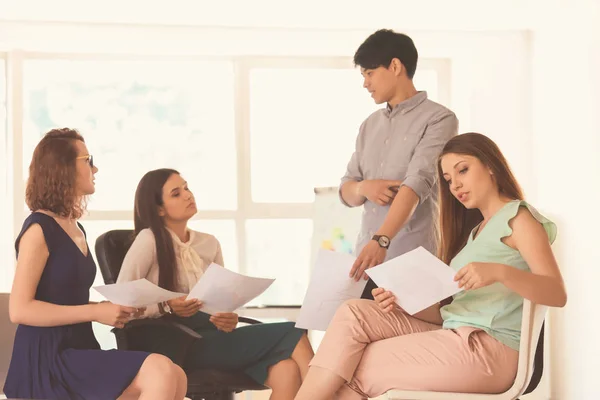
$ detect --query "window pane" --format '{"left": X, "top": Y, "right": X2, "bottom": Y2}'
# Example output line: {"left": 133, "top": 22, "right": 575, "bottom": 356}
{"left": 245, "top": 219, "right": 312, "bottom": 305}
{"left": 249, "top": 67, "right": 440, "bottom": 203}
{"left": 413, "top": 69, "right": 439, "bottom": 103}
{"left": 23, "top": 60, "right": 237, "bottom": 211}
{"left": 188, "top": 219, "right": 238, "bottom": 272}
{"left": 250, "top": 68, "right": 378, "bottom": 203}
{"left": 0, "top": 59, "right": 10, "bottom": 291}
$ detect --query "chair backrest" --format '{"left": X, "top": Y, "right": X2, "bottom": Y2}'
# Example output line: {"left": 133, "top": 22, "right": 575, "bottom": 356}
{"left": 510, "top": 300, "right": 548, "bottom": 398}
{"left": 523, "top": 322, "right": 545, "bottom": 394}
{"left": 0, "top": 293, "right": 17, "bottom": 394}
{"left": 95, "top": 230, "right": 136, "bottom": 284}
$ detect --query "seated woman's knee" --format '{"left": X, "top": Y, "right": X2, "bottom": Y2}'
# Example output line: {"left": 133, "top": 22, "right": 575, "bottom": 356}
{"left": 339, "top": 299, "right": 375, "bottom": 316}
{"left": 173, "top": 362, "right": 187, "bottom": 385}
{"left": 143, "top": 354, "right": 179, "bottom": 381}
{"left": 268, "top": 359, "right": 300, "bottom": 385}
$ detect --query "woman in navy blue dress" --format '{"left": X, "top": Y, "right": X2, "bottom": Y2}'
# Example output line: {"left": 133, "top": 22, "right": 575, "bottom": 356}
{"left": 3, "top": 128, "right": 188, "bottom": 400}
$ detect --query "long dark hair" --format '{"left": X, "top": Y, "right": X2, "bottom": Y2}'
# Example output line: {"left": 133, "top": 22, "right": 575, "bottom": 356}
{"left": 437, "top": 133, "right": 524, "bottom": 264}
{"left": 133, "top": 168, "right": 180, "bottom": 291}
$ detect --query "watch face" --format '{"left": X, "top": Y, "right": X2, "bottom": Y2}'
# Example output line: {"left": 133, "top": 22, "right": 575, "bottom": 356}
{"left": 379, "top": 236, "right": 390, "bottom": 247}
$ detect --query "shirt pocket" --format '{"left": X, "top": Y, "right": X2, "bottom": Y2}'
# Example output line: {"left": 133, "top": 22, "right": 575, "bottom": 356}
{"left": 401, "top": 119, "right": 428, "bottom": 161}
{"left": 388, "top": 119, "right": 427, "bottom": 177}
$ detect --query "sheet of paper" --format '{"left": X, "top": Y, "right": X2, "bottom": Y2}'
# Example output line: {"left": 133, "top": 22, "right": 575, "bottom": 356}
{"left": 295, "top": 249, "right": 367, "bottom": 331}
{"left": 94, "top": 279, "right": 186, "bottom": 308}
{"left": 186, "top": 264, "right": 275, "bottom": 315}
{"left": 366, "top": 246, "right": 462, "bottom": 315}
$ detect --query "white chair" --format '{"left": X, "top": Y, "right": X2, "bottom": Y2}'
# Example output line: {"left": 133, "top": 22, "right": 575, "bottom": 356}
{"left": 387, "top": 300, "right": 547, "bottom": 400}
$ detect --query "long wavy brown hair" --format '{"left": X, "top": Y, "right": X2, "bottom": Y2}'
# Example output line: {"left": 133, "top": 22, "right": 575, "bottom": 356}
{"left": 133, "top": 169, "right": 181, "bottom": 291}
{"left": 26, "top": 128, "right": 87, "bottom": 219}
{"left": 437, "top": 133, "right": 524, "bottom": 264}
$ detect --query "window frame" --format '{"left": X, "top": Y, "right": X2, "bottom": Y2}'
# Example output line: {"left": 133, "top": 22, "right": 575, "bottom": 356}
{"left": 4, "top": 51, "right": 450, "bottom": 301}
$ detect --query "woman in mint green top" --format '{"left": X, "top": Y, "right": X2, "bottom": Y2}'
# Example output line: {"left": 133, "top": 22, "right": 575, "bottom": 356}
{"left": 296, "top": 133, "right": 567, "bottom": 399}
{"left": 440, "top": 199, "right": 557, "bottom": 350}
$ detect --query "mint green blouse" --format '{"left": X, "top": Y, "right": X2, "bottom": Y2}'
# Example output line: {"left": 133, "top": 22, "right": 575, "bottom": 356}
{"left": 440, "top": 200, "right": 557, "bottom": 350}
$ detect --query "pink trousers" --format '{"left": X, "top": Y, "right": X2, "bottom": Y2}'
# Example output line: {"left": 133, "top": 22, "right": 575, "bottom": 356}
{"left": 310, "top": 299, "right": 519, "bottom": 399}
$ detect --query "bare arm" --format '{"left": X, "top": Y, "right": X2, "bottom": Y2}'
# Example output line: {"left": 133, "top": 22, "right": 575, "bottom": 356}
{"left": 9, "top": 224, "right": 97, "bottom": 326}
{"left": 412, "top": 302, "right": 443, "bottom": 325}
{"left": 340, "top": 180, "right": 366, "bottom": 207}
{"left": 374, "top": 186, "right": 419, "bottom": 239}
{"left": 498, "top": 208, "right": 567, "bottom": 307}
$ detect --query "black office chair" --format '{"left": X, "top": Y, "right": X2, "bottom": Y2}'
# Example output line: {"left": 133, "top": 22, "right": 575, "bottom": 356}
{"left": 95, "top": 229, "right": 268, "bottom": 400}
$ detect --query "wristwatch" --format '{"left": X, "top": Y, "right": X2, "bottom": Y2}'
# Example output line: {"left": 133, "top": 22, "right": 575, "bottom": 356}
{"left": 372, "top": 234, "right": 391, "bottom": 249}
{"left": 158, "top": 301, "right": 173, "bottom": 315}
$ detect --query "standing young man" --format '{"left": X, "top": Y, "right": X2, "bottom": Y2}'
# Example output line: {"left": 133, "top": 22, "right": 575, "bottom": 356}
{"left": 340, "top": 29, "right": 458, "bottom": 296}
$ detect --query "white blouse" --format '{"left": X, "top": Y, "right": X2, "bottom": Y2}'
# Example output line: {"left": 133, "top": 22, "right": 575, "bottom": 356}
{"left": 118, "top": 227, "right": 224, "bottom": 318}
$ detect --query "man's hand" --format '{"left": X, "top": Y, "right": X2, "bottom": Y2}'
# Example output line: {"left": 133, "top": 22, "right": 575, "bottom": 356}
{"left": 358, "top": 180, "right": 402, "bottom": 206}
{"left": 349, "top": 240, "right": 386, "bottom": 281}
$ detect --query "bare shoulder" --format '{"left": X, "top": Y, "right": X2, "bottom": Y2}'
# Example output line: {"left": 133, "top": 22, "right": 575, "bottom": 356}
{"left": 508, "top": 205, "right": 548, "bottom": 247}
{"left": 18, "top": 223, "right": 49, "bottom": 255}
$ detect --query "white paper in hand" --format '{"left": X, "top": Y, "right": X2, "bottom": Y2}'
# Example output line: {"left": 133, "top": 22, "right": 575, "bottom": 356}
{"left": 94, "top": 279, "right": 185, "bottom": 308}
{"left": 295, "top": 249, "right": 367, "bottom": 331}
{"left": 186, "top": 264, "right": 274, "bottom": 315}
{"left": 366, "top": 247, "right": 462, "bottom": 315}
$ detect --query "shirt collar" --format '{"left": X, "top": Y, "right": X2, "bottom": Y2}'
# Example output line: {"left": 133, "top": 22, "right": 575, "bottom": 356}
{"left": 166, "top": 226, "right": 195, "bottom": 247}
{"left": 385, "top": 91, "right": 428, "bottom": 117}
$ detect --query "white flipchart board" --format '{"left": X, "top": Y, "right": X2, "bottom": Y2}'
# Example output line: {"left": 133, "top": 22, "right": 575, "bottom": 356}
{"left": 311, "top": 187, "right": 363, "bottom": 269}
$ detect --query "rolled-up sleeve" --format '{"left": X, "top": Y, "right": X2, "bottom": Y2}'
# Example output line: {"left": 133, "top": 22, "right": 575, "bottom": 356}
{"left": 401, "top": 112, "right": 458, "bottom": 203}
{"left": 339, "top": 121, "right": 366, "bottom": 207}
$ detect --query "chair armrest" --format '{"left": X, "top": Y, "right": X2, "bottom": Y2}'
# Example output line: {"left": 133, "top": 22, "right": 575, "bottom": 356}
{"left": 113, "top": 318, "right": 203, "bottom": 340}
{"left": 238, "top": 316, "right": 262, "bottom": 325}
{"left": 112, "top": 317, "right": 203, "bottom": 367}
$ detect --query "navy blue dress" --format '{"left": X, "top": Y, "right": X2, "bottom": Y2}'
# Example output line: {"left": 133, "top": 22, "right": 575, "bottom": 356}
{"left": 3, "top": 213, "right": 150, "bottom": 400}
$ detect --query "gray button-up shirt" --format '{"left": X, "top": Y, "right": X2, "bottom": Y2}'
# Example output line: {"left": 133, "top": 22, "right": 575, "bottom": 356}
{"left": 340, "top": 91, "right": 458, "bottom": 260}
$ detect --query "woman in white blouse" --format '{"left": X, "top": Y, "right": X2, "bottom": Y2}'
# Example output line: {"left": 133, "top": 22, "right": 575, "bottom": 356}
{"left": 118, "top": 169, "right": 314, "bottom": 400}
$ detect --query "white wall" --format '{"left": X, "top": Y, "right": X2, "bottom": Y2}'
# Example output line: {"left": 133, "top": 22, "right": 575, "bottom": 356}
{"left": 530, "top": 1, "right": 600, "bottom": 399}
{"left": 0, "top": 0, "right": 537, "bottom": 31}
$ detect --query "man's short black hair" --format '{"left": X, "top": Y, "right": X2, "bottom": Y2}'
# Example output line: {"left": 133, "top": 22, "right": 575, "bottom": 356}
{"left": 353, "top": 29, "right": 418, "bottom": 79}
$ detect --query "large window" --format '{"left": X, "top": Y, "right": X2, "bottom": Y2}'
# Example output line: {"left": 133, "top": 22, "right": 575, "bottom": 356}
{"left": 249, "top": 67, "right": 379, "bottom": 203}
{"left": 6, "top": 55, "right": 448, "bottom": 308}
{"left": 23, "top": 60, "right": 237, "bottom": 212}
